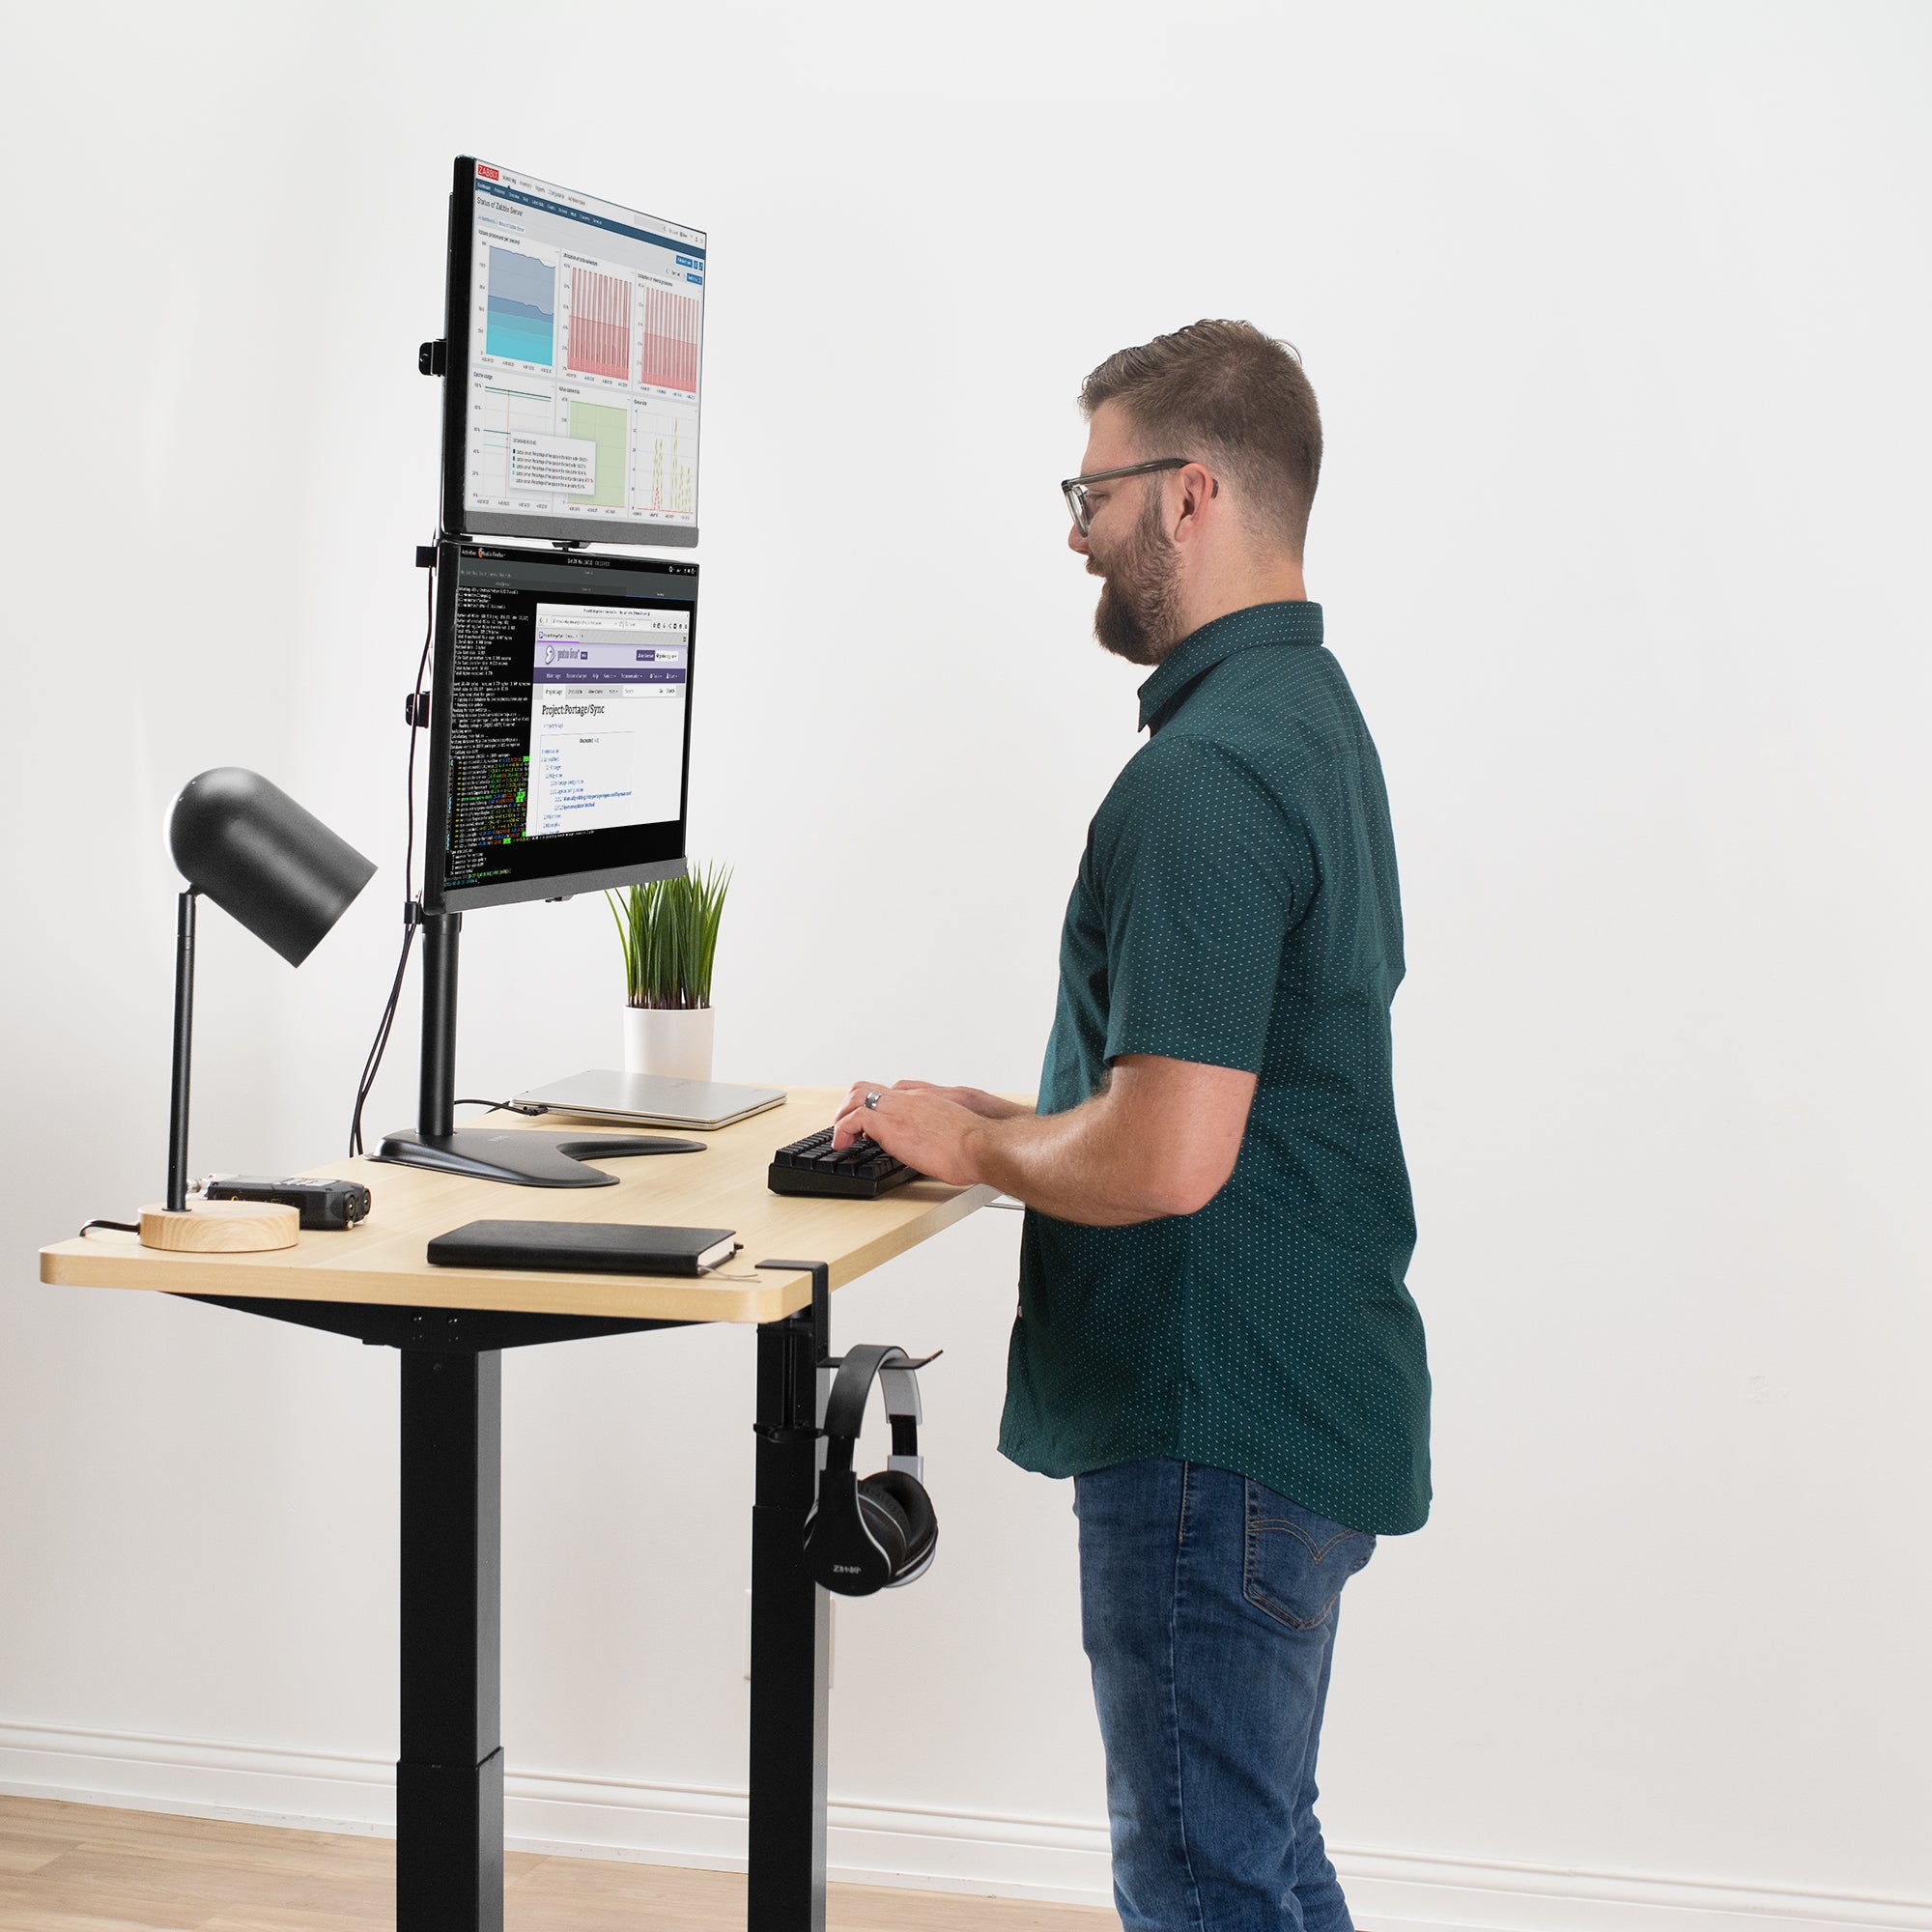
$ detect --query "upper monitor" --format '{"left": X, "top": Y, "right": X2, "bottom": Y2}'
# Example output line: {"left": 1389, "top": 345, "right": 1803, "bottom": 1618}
{"left": 440, "top": 156, "right": 706, "bottom": 548}
{"left": 425, "top": 541, "right": 697, "bottom": 911}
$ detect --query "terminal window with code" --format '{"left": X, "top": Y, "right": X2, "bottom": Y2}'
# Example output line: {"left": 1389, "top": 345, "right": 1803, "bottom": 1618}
{"left": 440, "top": 547, "right": 696, "bottom": 900}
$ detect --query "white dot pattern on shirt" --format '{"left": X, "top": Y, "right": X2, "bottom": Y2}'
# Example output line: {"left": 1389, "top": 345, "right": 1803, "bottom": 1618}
{"left": 999, "top": 609, "right": 1431, "bottom": 1538}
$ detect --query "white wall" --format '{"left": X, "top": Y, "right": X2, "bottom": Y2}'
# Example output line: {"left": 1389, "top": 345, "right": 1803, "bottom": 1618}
{"left": 3, "top": 1, "right": 1929, "bottom": 1923}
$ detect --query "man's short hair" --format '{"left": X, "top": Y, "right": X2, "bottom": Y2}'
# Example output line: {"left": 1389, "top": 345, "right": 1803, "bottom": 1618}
{"left": 1079, "top": 320, "right": 1322, "bottom": 555}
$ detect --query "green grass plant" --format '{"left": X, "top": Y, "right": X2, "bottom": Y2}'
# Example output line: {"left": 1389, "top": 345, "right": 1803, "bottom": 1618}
{"left": 608, "top": 863, "right": 731, "bottom": 1010}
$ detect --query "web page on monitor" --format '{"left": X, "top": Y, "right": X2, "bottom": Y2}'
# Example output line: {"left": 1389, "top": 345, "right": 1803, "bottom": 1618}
{"left": 524, "top": 605, "right": 691, "bottom": 838}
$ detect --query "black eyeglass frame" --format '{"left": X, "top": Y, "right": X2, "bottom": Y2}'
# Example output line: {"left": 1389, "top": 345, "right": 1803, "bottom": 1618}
{"left": 1061, "top": 457, "right": 1201, "bottom": 536}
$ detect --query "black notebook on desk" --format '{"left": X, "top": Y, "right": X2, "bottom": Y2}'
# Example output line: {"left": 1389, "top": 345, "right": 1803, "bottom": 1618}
{"left": 427, "top": 1220, "right": 739, "bottom": 1277}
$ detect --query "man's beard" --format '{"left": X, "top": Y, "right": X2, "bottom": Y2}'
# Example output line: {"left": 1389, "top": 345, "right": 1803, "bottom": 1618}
{"left": 1090, "top": 487, "right": 1183, "bottom": 666}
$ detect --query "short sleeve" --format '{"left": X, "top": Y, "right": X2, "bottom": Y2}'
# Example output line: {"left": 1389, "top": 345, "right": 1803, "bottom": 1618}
{"left": 1094, "top": 737, "right": 1314, "bottom": 1074}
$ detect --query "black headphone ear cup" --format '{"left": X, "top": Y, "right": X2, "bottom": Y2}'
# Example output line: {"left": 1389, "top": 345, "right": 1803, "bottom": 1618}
{"left": 862, "top": 1470, "right": 936, "bottom": 1572}
{"left": 856, "top": 1482, "right": 911, "bottom": 1570}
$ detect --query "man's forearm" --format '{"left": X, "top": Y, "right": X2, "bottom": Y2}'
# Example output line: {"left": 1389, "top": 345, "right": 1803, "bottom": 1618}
{"left": 834, "top": 1062, "right": 1251, "bottom": 1220}
{"left": 964, "top": 1104, "right": 1186, "bottom": 1226}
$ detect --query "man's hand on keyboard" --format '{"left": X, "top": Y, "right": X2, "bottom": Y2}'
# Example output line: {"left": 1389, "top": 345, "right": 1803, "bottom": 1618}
{"left": 832, "top": 1059, "right": 1253, "bottom": 1227}
{"left": 832, "top": 1080, "right": 989, "bottom": 1185}
{"left": 885, "top": 1081, "right": 1034, "bottom": 1122}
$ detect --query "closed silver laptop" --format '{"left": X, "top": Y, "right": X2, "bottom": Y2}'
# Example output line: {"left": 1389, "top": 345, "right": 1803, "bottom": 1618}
{"left": 514, "top": 1070, "right": 786, "bottom": 1131}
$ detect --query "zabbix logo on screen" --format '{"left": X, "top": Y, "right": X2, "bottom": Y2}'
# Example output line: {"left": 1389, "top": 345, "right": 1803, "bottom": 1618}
{"left": 476, "top": 163, "right": 499, "bottom": 182}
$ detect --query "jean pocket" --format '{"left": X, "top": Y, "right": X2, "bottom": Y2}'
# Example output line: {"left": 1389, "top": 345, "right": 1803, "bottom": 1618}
{"left": 1242, "top": 1481, "right": 1376, "bottom": 1632}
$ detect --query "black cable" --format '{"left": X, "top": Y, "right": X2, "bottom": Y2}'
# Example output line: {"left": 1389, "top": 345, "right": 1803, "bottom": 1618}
{"left": 453, "top": 1098, "right": 548, "bottom": 1116}
{"left": 79, "top": 1219, "right": 141, "bottom": 1236}
{"left": 350, "top": 550, "right": 437, "bottom": 1157}
{"left": 401, "top": 550, "right": 434, "bottom": 910}
{"left": 349, "top": 918, "right": 417, "bottom": 1156}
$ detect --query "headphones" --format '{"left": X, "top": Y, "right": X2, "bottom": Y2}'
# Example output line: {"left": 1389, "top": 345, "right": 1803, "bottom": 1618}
{"left": 803, "top": 1342, "right": 938, "bottom": 1597}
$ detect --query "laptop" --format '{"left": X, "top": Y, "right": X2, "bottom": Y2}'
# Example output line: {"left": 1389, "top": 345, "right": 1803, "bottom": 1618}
{"left": 513, "top": 1070, "right": 786, "bottom": 1132}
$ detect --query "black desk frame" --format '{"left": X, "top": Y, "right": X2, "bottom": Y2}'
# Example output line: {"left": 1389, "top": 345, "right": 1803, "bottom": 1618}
{"left": 186, "top": 1259, "right": 835, "bottom": 1932}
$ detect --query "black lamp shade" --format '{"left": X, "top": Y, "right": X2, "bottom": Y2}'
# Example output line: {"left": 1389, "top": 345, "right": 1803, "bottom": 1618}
{"left": 169, "top": 767, "right": 376, "bottom": 965}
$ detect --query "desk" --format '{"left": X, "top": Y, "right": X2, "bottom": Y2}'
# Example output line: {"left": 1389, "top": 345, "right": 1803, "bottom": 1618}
{"left": 40, "top": 1090, "right": 995, "bottom": 1932}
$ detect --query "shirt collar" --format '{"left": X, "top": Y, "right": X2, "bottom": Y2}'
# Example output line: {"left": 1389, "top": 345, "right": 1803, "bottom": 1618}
{"left": 1136, "top": 601, "right": 1324, "bottom": 732}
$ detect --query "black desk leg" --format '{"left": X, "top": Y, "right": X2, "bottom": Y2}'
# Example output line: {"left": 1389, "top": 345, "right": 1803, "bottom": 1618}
{"left": 398, "top": 1348, "right": 504, "bottom": 1932}
{"left": 749, "top": 1310, "right": 830, "bottom": 1932}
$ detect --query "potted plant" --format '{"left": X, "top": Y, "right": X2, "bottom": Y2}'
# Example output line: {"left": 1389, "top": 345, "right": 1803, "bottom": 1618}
{"left": 608, "top": 864, "right": 731, "bottom": 1082}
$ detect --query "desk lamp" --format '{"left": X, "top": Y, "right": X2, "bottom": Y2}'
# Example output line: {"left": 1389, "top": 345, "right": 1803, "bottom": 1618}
{"left": 144, "top": 768, "right": 376, "bottom": 1252}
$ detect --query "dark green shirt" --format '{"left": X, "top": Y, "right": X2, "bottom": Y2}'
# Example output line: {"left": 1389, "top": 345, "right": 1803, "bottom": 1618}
{"left": 998, "top": 602, "right": 1431, "bottom": 1536}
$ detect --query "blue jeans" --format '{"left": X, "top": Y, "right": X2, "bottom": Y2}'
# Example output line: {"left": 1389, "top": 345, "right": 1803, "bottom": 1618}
{"left": 1074, "top": 1460, "right": 1376, "bottom": 1932}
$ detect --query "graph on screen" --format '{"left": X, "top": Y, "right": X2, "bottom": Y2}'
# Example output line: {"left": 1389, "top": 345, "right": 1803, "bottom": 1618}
{"left": 639, "top": 407, "right": 696, "bottom": 516}
{"left": 566, "top": 266, "right": 633, "bottom": 382}
{"left": 472, "top": 383, "right": 556, "bottom": 496}
{"left": 566, "top": 399, "right": 628, "bottom": 508}
{"left": 486, "top": 246, "right": 557, "bottom": 366}
{"left": 639, "top": 286, "right": 700, "bottom": 393}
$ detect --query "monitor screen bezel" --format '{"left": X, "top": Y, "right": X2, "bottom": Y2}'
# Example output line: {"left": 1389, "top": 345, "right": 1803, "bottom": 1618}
{"left": 440, "top": 155, "right": 703, "bottom": 551}
{"left": 422, "top": 538, "right": 696, "bottom": 913}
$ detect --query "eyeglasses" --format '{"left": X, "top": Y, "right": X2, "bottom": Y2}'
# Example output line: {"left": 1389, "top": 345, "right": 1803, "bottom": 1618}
{"left": 1061, "top": 458, "right": 1196, "bottom": 536}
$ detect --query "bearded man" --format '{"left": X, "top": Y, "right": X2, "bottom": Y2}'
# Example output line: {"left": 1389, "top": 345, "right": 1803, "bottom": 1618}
{"left": 835, "top": 320, "right": 1430, "bottom": 1932}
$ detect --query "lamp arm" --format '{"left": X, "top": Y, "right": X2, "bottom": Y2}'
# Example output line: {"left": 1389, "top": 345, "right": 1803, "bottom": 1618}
{"left": 167, "top": 889, "right": 197, "bottom": 1213}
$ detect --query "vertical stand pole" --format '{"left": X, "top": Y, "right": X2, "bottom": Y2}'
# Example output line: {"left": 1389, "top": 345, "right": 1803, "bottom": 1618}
{"left": 418, "top": 909, "right": 461, "bottom": 1141}
{"left": 165, "top": 890, "right": 197, "bottom": 1213}
{"left": 749, "top": 1308, "right": 830, "bottom": 1932}
{"left": 397, "top": 1347, "right": 502, "bottom": 1932}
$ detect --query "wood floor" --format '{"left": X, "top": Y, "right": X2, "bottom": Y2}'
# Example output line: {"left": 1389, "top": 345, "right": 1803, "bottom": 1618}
{"left": 0, "top": 1795, "right": 1115, "bottom": 1930}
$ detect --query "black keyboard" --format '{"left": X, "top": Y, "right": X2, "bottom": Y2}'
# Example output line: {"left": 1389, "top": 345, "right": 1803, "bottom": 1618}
{"left": 768, "top": 1128, "right": 917, "bottom": 1199}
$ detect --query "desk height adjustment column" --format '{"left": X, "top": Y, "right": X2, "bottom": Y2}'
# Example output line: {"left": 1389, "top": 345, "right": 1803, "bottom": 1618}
{"left": 398, "top": 1344, "right": 503, "bottom": 1932}
{"left": 750, "top": 1262, "right": 833, "bottom": 1932}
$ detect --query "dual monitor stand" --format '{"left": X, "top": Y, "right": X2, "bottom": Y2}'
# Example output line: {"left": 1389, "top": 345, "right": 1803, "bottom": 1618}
{"left": 376, "top": 909, "right": 699, "bottom": 1186}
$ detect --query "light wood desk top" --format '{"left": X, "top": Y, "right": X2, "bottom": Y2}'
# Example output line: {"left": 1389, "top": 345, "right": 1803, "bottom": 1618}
{"left": 40, "top": 1088, "right": 996, "bottom": 1324}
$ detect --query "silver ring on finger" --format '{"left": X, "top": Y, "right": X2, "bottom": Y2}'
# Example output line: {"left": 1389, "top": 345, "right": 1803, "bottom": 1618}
{"left": 864, "top": 1091, "right": 882, "bottom": 1110}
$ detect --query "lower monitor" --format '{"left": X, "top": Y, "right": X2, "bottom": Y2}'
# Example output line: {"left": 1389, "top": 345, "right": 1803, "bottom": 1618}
{"left": 378, "top": 540, "right": 701, "bottom": 1188}
{"left": 427, "top": 540, "right": 698, "bottom": 912}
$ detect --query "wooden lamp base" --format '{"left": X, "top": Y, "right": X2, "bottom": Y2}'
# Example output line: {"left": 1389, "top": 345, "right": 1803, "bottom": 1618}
{"left": 139, "top": 1199, "right": 300, "bottom": 1252}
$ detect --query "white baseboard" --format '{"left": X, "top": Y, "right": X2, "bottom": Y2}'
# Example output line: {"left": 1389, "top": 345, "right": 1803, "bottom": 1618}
{"left": 0, "top": 1719, "right": 1109, "bottom": 1906}
{"left": 1339, "top": 1848, "right": 1932, "bottom": 1932}
{"left": 1, "top": 1719, "right": 1926, "bottom": 1931}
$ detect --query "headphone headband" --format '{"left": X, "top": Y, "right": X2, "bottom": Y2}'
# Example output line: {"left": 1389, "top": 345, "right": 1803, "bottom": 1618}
{"left": 822, "top": 1343, "right": 928, "bottom": 1480}
{"left": 824, "top": 1343, "right": 920, "bottom": 1436}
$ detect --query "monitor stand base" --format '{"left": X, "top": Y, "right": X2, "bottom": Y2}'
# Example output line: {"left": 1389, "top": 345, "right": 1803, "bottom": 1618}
{"left": 388, "top": 910, "right": 704, "bottom": 1188}
{"left": 375, "top": 1127, "right": 704, "bottom": 1188}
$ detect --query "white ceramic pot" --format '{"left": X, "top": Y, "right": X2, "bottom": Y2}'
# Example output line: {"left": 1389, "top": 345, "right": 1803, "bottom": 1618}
{"left": 622, "top": 1005, "right": 715, "bottom": 1082}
